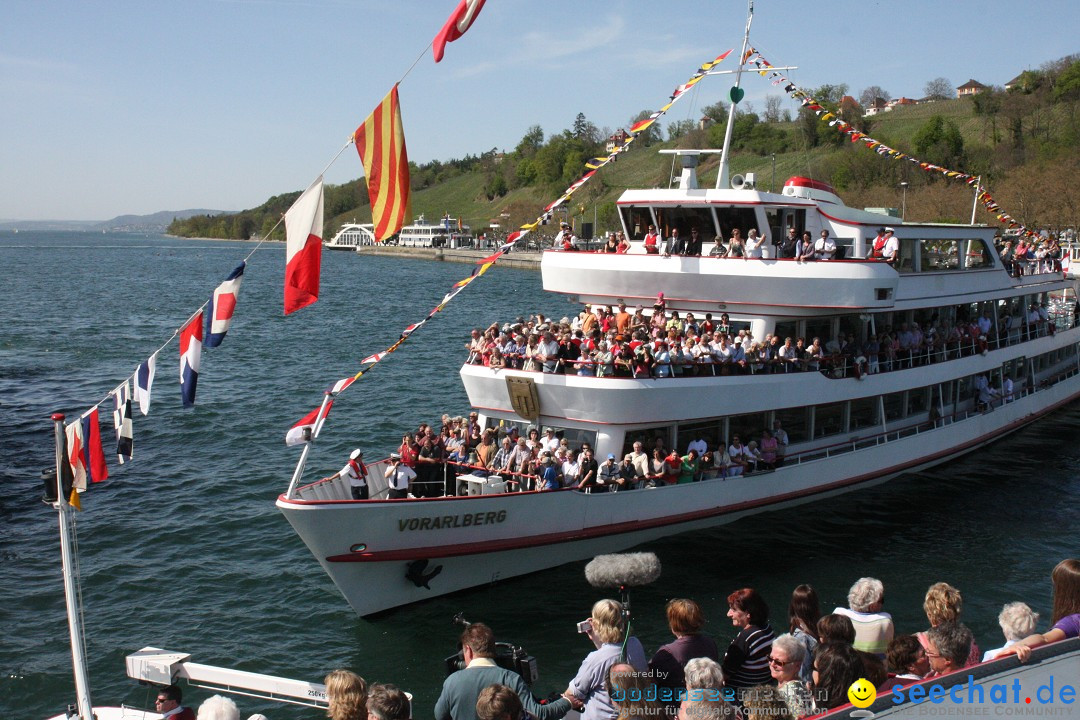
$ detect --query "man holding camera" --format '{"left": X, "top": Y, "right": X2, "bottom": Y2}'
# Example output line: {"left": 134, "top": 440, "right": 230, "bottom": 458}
{"left": 435, "top": 623, "right": 578, "bottom": 720}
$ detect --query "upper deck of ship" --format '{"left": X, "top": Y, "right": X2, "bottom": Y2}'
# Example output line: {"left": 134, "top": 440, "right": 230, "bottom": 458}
{"left": 541, "top": 159, "right": 1071, "bottom": 316}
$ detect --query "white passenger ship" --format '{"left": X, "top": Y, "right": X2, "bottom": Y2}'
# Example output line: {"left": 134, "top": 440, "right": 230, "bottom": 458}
{"left": 395, "top": 214, "right": 474, "bottom": 248}
{"left": 278, "top": 37, "right": 1080, "bottom": 620}
{"left": 325, "top": 222, "right": 376, "bottom": 250}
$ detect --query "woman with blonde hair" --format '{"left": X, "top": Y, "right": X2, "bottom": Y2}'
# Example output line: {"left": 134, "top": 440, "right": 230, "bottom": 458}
{"left": 566, "top": 599, "right": 648, "bottom": 720}
{"left": 917, "top": 582, "right": 979, "bottom": 668}
{"left": 325, "top": 669, "right": 367, "bottom": 720}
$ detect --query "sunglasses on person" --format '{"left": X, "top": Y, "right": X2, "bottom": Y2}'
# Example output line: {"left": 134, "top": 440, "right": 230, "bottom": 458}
{"left": 768, "top": 656, "right": 796, "bottom": 667}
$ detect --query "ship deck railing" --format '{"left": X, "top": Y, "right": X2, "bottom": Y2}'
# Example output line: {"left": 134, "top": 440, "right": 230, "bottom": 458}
{"left": 470, "top": 310, "right": 1075, "bottom": 381}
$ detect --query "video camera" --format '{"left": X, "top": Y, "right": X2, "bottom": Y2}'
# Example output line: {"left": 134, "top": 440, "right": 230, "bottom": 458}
{"left": 443, "top": 613, "right": 539, "bottom": 685}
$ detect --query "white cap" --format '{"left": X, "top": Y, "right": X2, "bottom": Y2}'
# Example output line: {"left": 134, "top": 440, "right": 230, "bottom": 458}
{"left": 884, "top": 226, "right": 895, "bottom": 233}
{"left": 350, "top": 449, "right": 362, "bottom": 460}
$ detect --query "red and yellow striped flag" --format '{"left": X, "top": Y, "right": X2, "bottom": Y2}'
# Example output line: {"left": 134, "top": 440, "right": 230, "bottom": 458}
{"left": 354, "top": 84, "right": 411, "bottom": 242}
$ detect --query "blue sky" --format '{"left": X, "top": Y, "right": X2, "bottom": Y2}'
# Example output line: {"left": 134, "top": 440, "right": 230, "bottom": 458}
{"left": 2, "top": 0, "right": 1077, "bottom": 221}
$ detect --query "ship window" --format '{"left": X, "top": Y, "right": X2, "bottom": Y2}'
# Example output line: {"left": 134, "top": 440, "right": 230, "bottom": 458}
{"left": 804, "top": 318, "right": 833, "bottom": 345}
{"left": 715, "top": 207, "right": 761, "bottom": 242}
{"left": 727, "top": 413, "right": 769, "bottom": 447}
{"left": 813, "top": 402, "right": 846, "bottom": 438}
{"left": 619, "top": 206, "right": 654, "bottom": 240}
{"left": 907, "top": 387, "right": 929, "bottom": 415}
{"left": 919, "top": 239, "right": 959, "bottom": 272}
{"left": 897, "top": 239, "right": 917, "bottom": 273}
{"left": 557, "top": 427, "right": 599, "bottom": 452}
{"left": 653, "top": 206, "right": 718, "bottom": 246}
{"left": 964, "top": 238, "right": 993, "bottom": 269}
{"left": 849, "top": 396, "right": 879, "bottom": 430}
{"left": 673, "top": 419, "right": 723, "bottom": 456}
{"left": 625, "top": 424, "right": 676, "bottom": 457}
{"left": 775, "top": 321, "right": 798, "bottom": 343}
{"left": 774, "top": 406, "right": 808, "bottom": 444}
{"left": 883, "top": 391, "right": 906, "bottom": 421}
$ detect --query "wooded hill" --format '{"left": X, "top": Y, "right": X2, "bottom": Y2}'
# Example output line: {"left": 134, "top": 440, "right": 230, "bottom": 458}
{"left": 169, "top": 56, "right": 1080, "bottom": 241}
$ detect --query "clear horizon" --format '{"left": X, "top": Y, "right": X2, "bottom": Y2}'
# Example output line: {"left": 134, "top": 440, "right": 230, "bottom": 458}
{"left": 3, "top": 0, "right": 1077, "bottom": 221}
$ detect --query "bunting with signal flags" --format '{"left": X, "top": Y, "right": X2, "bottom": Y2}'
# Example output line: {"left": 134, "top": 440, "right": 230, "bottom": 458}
{"left": 747, "top": 48, "right": 1041, "bottom": 240}
{"left": 354, "top": 85, "right": 411, "bottom": 242}
{"left": 289, "top": 48, "right": 734, "bottom": 443}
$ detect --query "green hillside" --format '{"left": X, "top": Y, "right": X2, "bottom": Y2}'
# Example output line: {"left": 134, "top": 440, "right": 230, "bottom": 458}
{"left": 170, "top": 60, "right": 1080, "bottom": 240}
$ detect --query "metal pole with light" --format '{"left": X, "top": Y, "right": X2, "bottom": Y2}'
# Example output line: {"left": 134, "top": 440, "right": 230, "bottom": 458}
{"left": 771, "top": 153, "right": 776, "bottom": 193}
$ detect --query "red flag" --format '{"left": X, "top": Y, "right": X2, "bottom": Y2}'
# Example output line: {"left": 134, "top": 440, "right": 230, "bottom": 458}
{"left": 433, "top": 0, "right": 487, "bottom": 63}
{"left": 284, "top": 178, "right": 324, "bottom": 315}
{"left": 285, "top": 401, "right": 333, "bottom": 446}
{"left": 354, "top": 86, "right": 411, "bottom": 242}
{"left": 80, "top": 408, "right": 109, "bottom": 483}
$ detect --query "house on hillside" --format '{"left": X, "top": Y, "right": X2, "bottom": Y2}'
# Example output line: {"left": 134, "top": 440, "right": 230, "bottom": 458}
{"left": 863, "top": 97, "right": 889, "bottom": 117}
{"left": 605, "top": 129, "right": 630, "bottom": 152}
{"left": 957, "top": 79, "right": 987, "bottom": 97}
{"left": 1005, "top": 72, "right": 1036, "bottom": 92}
{"left": 838, "top": 95, "right": 863, "bottom": 121}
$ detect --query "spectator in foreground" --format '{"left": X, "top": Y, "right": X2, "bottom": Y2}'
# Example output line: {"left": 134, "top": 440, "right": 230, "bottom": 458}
{"left": 197, "top": 695, "right": 239, "bottom": 720}
{"left": 787, "top": 584, "right": 821, "bottom": 684}
{"left": 566, "top": 599, "right": 648, "bottom": 720}
{"left": 721, "top": 588, "right": 775, "bottom": 692}
{"left": 740, "top": 685, "right": 789, "bottom": 720}
{"left": 650, "top": 598, "right": 719, "bottom": 697}
{"left": 883, "top": 635, "right": 929, "bottom": 690}
{"left": 810, "top": 643, "right": 864, "bottom": 712}
{"left": 1001, "top": 558, "right": 1080, "bottom": 661}
{"left": 816, "top": 613, "right": 855, "bottom": 646}
{"left": 367, "top": 684, "right": 409, "bottom": 720}
{"left": 437, "top": 623, "right": 573, "bottom": 720}
{"left": 769, "top": 634, "right": 813, "bottom": 718}
{"left": 983, "top": 602, "right": 1039, "bottom": 661}
{"left": 607, "top": 662, "right": 663, "bottom": 720}
{"left": 917, "top": 582, "right": 980, "bottom": 665}
{"left": 325, "top": 670, "right": 367, "bottom": 720}
{"left": 679, "top": 657, "right": 738, "bottom": 720}
{"left": 833, "top": 577, "right": 894, "bottom": 657}
{"left": 475, "top": 684, "right": 521, "bottom": 720}
{"left": 156, "top": 684, "right": 196, "bottom": 720}
{"left": 924, "top": 622, "right": 975, "bottom": 677}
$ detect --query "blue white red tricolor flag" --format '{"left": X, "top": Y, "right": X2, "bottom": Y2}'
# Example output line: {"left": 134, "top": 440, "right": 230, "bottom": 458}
{"left": 80, "top": 407, "right": 109, "bottom": 484}
{"left": 112, "top": 380, "right": 133, "bottom": 464}
{"left": 135, "top": 353, "right": 156, "bottom": 415}
{"left": 284, "top": 178, "right": 324, "bottom": 315}
{"left": 433, "top": 0, "right": 487, "bottom": 63}
{"left": 205, "top": 262, "right": 245, "bottom": 348}
{"left": 285, "top": 401, "right": 334, "bottom": 446}
{"left": 180, "top": 312, "right": 203, "bottom": 408}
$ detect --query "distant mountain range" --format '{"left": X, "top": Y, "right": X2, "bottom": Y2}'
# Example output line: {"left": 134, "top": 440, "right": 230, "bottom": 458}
{"left": 0, "top": 209, "right": 233, "bottom": 233}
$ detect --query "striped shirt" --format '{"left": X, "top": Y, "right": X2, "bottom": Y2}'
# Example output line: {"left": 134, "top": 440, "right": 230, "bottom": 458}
{"left": 721, "top": 623, "right": 775, "bottom": 690}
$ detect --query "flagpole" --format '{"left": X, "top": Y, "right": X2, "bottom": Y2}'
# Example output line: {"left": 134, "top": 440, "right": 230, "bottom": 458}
{"left": 285, "top": 392, "right": 334, "bottom": 499}
{"left": 971, "top": 176, "right": 981, "bottom": 224}
{"left": 53, "top": 413, "right": 95, "bottom": 720}
{"left": 716, "top": 0, "right": 754, "bottom": 190}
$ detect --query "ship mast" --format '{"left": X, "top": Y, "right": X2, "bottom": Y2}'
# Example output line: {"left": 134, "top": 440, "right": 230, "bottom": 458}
{"left": 716, "top": 0, "right": 754, "bottom": 190}
{"left": 52, "top": 412, "right": 95, "bottom": 719}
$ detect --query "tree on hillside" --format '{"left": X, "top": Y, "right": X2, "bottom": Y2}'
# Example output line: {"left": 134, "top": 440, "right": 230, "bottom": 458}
{"left": 859, "top": 85, "right": 891, "bottom": 107}
{"left": 515, "top": 125, "right": 544, "bottom": 157}
{"left": 763, "top": 95, "right": 783, "bottom": 123}
{"left": 1054, "top": 60, "right": 1080, "bottom": 101}
{"left": 924, "top": 77, "right": 953, "bottom": 100}
{"left": 667, "top": 119, "right": 696, "bottom": 141}
{"left": 573, "top": 112, "right": 600, "bottom": 143}
{"left": 702, "top": 100, "right": 728, "bottom": 124}
{"left": 798, "top": 83, "right": 848, "bottom": 147}
{"left": 912, "top": 115, "right": 965, "bottom": 167}
{"left": 972, "top": 87, "right": 1005, "bottom": 144}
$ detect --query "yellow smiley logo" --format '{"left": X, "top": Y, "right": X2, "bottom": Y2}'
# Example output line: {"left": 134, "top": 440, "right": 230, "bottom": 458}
{"left": 848, "top": 678, "right": 877, "bottom": 708}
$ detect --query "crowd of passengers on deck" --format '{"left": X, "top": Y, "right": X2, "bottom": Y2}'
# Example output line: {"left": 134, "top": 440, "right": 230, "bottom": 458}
{"left": 464, "top": 299, "right": 1063, "bottom": 381}
{"left": 381, "top": 413, "right": 796, "bottom": 497}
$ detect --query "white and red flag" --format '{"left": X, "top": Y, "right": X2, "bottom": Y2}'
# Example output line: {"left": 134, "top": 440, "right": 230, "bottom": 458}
{"left": 433, "top": 0, "right": 487, "bottom": 63}
{"left": 284, "top": 178, "right": 324, "bottom": 315}
{"left": 205, "top": 261, "right": 245, "bottom": 347}
{"left": 79, "top": 407, "right": 109, "bottom": 484}
{"left": 180, "top": 311, "right": 203, "bottom": 408}
{"left": 361, "top": 351, "right": 387, "bottom": 364}
{"left": 327, "top": 377, "right": 356, "bottom": 395}
{"left": 65, "top": 420, "right": 87, "bottom": 493}
{"left": 285, "top": 401, "right": 334, "bottom": 446}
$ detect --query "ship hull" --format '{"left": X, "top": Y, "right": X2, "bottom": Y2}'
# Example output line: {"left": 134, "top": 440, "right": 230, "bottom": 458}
{"left": 277, "top": 375, "right": 1080, "bottom": 616}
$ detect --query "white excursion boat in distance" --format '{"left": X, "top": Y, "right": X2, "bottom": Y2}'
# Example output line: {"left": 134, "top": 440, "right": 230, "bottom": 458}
{"left": 326, "top": 222, "right": 376, "bottom": 250}
{"left": 276, "top": 11, "right": 1080, "bottom": 619}
{"left": 395, "top": 214, "right": 474, "bottom": 248}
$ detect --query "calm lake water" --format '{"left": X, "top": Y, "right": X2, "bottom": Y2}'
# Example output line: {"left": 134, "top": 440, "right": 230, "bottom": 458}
{"left": 1, "top": 232, "right": 1077, "bottom": 719}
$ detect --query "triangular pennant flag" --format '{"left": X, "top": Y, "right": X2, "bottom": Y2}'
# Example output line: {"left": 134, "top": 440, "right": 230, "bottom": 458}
{"left": 284, "top": 178, "right": 324, "bottom": 315}
{"left": 285, "top": 401, "right": 334, "bottom": 446}
{"left": 112, "top": 381, "right": 133, "bottom": 464}
{"left": 179, "top": 311, "right": 203, "bottom": 408}
{"left": 327, "top": 377, "right": 356, "bottom": 395}
{"left": 433, "top": 0, "right": 487, "bottom": 63}
{"left": 205, "top": 261, "right": 245, "bottom": 348}
{"left": 134, "top": 353, "right": 156, "bottom": 416}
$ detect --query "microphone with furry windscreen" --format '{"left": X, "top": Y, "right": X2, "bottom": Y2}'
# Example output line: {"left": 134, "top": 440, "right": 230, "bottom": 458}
{"left": 584, "top": 553, "right": 661, "bottom": 634}
{"left": 584, "top": 552, "right": 662, "bottom": 588}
